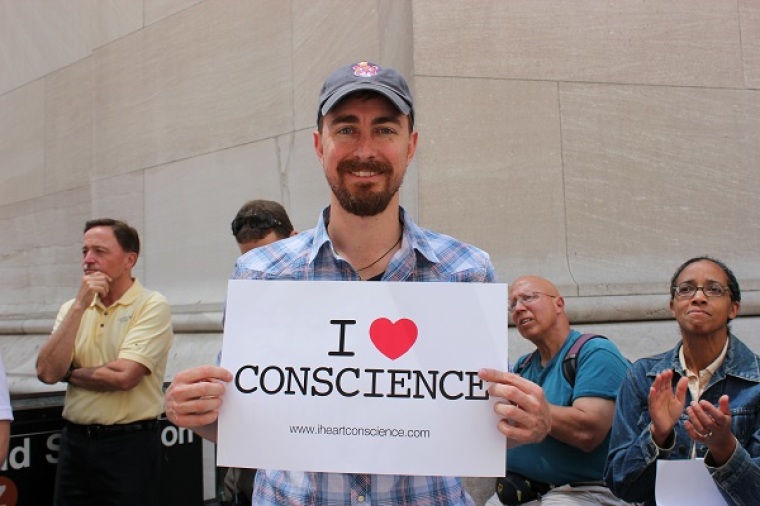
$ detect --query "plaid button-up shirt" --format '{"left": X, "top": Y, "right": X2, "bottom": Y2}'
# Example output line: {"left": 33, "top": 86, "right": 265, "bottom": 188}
{"left": 234, "top": 206, "right": 495, "bottom": 505}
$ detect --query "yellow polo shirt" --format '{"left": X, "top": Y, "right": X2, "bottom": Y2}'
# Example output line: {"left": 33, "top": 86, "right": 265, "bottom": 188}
{"left": 55, "top": 279, "right": 174, "bottom": 425}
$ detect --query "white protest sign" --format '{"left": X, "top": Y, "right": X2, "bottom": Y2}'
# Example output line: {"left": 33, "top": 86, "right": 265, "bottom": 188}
{"left": 656, "top": 459, "right": 728, "bottom": 505}
{"left": 217, "top": 280, "right": 507, "bottom": 477}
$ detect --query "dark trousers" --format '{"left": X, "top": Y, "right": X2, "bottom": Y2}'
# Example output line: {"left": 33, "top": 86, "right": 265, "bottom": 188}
{"left": 54, "top": 423, "right": 162, "bottom": 506}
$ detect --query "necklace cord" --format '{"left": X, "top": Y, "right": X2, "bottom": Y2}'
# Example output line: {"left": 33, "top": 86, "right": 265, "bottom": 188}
{"left": 355, "top": 233, "right": 403, "bottom": 272}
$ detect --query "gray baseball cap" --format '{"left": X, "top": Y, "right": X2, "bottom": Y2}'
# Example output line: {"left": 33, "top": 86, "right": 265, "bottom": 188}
{"left": 318, "top": 61, "right": 414, "bottom": 120}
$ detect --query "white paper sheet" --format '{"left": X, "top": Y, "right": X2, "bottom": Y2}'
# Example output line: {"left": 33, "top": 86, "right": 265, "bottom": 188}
{"left": 217, "top": 280, "right": 508, "bottom": 477}
{"left": 656, "top": 458, "right": 728, "bottom": 506}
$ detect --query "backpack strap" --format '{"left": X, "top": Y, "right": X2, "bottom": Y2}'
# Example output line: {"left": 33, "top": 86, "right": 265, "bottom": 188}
{"left": 513, "top": 350, "right": 538, "bottom": 375}
{"left": 514, "top": 334, "right": 607, "bottom": 386}
{"left": 562, "top": 334, "right": 607, "bottom": 386}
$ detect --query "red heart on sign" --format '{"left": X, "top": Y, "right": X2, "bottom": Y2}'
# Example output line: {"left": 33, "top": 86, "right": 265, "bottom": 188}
{"left": 369, "top": 318, "right": 418, "bottom": 360}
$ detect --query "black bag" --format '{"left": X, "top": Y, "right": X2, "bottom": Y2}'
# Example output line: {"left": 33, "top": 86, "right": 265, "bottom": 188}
{"left": 495, "top": 472, "right": 552, "bottom": 505}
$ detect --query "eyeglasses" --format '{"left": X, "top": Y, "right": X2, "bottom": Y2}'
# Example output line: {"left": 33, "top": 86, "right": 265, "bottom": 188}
{"left": 671, "top": 282, "right": 730, "bottom": 299}
{"left": 508, "top": 291, "right": 557, "bottom": 312}
{"left": 231, "top": 214, "right": 283, "bottom": 236}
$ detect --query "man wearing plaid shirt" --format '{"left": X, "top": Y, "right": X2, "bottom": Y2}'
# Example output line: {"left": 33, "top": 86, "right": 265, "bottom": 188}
{"left": 165, "top": 61, "right": 536, "bottom": 505}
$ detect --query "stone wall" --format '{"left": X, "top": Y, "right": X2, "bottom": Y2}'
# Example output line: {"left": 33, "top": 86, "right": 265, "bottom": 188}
{"left": 3, "top": 0, "right": 759, "bottom": 384}
{"left": 2, "top": 1, "right": 759, "bottom": 500}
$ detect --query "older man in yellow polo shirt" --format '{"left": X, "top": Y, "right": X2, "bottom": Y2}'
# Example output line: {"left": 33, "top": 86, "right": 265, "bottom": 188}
{"left": 37, "top": 218, "right": 174, "bottom": 506}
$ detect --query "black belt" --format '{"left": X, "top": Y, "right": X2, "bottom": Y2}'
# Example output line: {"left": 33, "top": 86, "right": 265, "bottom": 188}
{"left": 65, "top": 419, "right": 160, "bottom": 438}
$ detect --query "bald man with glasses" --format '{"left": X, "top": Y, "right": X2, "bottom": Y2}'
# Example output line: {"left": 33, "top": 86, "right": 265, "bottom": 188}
{"left": 485, "top": 276, "right": 630, "bottom": 506}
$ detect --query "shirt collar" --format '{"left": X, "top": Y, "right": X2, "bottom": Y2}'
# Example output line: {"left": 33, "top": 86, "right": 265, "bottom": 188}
{"left": 679, "top": 338, "right": 729, "bottom": 377}
{"left": 679, "top": 338, "right": 728, "bottom": 399}
{"left": 307, "top": 205, "right": 440, "bottom": 267}
{"left": 648, "top": 334, "right": 760, "bottom": 384}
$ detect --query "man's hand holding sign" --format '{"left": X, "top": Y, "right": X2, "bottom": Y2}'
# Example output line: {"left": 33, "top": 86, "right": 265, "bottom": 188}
{"left": 165, "top": 365, "right": 231, "bottom": 442}
{"left": 478, "top": 370, "right": 553, "bottom": 448}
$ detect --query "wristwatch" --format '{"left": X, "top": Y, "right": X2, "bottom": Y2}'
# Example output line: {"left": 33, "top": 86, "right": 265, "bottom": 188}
{"left": 62, "top": 364, "right": 77, "bottom": 383}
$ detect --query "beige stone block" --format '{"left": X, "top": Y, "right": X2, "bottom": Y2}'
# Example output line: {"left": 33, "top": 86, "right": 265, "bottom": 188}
{"left": 560, "top": 83, "right": 760, "bottom": 294}
{"left": 144, "top": 0, "right": 204, "bottom": 26}
{"left": 571, "top": 317, "right": 760, "bottom": 362}
{"left": 378, "top": 0, "right": 414, "bottom": 78}
{"left": 91, "top": 171, "right": 146, "bottom": 281}
{"left": 94, "top": 0, "right": 292, "bottom": 178}
{"left": 414, "top": 0, "right": 743, "bottom": 88}
{"left": 45, "top": 58, "right": 94, "bottom": 195}
{"left": 91, "top": 0, "right": 143, "bottom": 49}
{"left": 292, "top": 0, "right": 414, "bottom": 131}
{"left": 292, "top": 0, "right": 381, "bottom": 130}
{"left": 143, "top": 139, "right": 282, "bottom": 306}
{"left": 741, "top": 0, "right": 760, "bottom": 89}
{"left": 91, "top": 171, "right": 145, "bottom": 231}
{"left": 0, "top": 187, "right": 90, "bottom": 317}
{"left": 0, "top": 81, "right": 45, "bottom": 206}
{"left": 284, "top": 129, "right": 333, "bottom": 231}
{"left": 415, "top": 77, "right": 567, "bottom": 285}
{"left": 0, "top": 0, "right": 140, "bottom": 93}
{"left": 0, "top": 0, "right": 92, "bottom": 94}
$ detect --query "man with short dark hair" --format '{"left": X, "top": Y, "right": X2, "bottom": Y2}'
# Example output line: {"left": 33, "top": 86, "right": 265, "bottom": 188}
{"left": 37, "top": 218, "right": 174, "bottom": 506}
{"left": 165, "top": 61, "right": 497, "bottom": 505}
{"left": 231, "top": 199, "right": 296, "bottom": 254}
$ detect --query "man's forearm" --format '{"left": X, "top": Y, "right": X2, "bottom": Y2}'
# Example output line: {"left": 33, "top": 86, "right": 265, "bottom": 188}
{"left": 36, "top": 304, "right": 87, "bottom": 383}
{"left": 0, "top": 421, "right": 10, "bottom": 463}
{"left": 67, "top": 359, "right": 147, "bottom": 392}
{"left": 548, "top": 402, "right": 613, "bottom": 452}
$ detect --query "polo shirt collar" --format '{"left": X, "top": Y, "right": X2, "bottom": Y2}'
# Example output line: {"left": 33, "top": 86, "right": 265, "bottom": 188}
{"left": 92, "top": 278, "right": 142, "bottom": 309}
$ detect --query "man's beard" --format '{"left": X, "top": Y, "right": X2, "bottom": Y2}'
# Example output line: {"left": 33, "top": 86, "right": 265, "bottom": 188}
{"left": 329, "top": 159, "right": 403, "bottom": 217}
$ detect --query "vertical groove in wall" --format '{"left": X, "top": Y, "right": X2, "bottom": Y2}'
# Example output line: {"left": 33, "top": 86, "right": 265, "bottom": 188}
{"left": 736, "top": 0, "right": 747, "bottom": 88}
{"left": 557, "top": 81, "right": 577, "bottom": 295}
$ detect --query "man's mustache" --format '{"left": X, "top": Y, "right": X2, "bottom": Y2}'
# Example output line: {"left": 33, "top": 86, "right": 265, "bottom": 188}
{"left": 337, "top": 159, "right": 393, "bottom": 175}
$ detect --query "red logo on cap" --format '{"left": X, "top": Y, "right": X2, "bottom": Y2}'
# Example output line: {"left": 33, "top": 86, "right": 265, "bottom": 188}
{"left": 353, "top": 61, "right": 379, "bottom": 78}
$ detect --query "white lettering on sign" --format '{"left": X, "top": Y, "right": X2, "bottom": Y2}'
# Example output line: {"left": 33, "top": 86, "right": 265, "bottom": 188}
{"left": 46, "top": 433, "right": 60, "bottom": 464}
{"left": 4, "top": 438, "right": 30, "bottom": 470}
{"left": 2, "top": 432, "right": 59, "bottom": 471}
{"left": 0, "top": 424, "right": 195, "bottom": 471}
{"left": 161, "top": 425, "right": 195, "bottom": 447}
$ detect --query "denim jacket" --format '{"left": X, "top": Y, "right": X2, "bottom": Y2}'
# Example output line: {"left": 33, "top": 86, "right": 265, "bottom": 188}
{"left": 604, "top": 334, "right": 760, "bottom": 506}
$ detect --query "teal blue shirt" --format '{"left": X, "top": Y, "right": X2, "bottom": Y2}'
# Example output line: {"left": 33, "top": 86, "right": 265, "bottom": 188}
{"left": 508, "top": 330, "right": 630, "bottom": 484}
